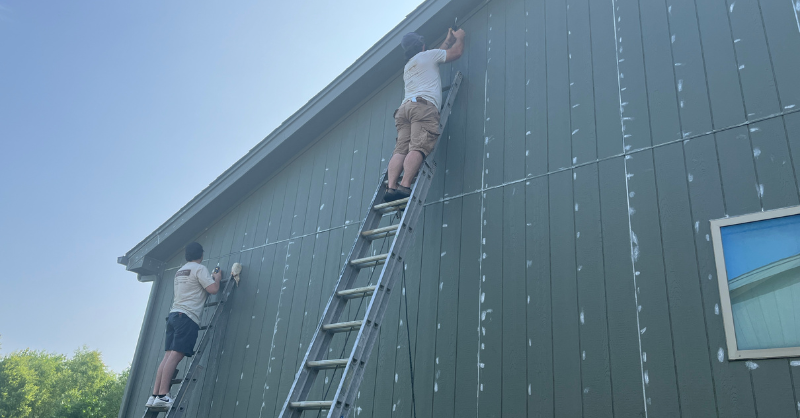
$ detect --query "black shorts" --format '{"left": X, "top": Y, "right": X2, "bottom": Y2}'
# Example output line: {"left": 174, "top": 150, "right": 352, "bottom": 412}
{"left": 165, "top": 312, "right": 199, "bottom": 357}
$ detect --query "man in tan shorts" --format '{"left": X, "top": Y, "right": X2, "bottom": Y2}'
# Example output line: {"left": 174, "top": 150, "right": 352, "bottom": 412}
{"left": 384, "top": 28, "right": 466, "bottom": 202}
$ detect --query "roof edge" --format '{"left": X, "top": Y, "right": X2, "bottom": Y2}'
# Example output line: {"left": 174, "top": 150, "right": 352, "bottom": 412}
{"left": 120, "top": 0, "right": 483, "bottom": 275}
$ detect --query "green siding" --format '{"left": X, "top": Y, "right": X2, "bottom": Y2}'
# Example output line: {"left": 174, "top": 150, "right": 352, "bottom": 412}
{"left": 121, "top": 0, "right": 800, "bottom": 416}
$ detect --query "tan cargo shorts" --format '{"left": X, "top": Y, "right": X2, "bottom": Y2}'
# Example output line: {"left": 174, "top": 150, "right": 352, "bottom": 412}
{"left": 393, "top": 98, "right": 441, "bottom": 158}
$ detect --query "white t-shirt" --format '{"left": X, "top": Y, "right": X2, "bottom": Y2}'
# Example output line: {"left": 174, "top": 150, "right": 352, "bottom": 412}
{"left": 402, "top": 49, "right": 448, "bottom": 110}
{"left": 170, "top": 262, "right": 216, "bottom": 325}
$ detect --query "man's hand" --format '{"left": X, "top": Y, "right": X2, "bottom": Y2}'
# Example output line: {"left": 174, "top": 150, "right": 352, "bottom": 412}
{"left": 444, "top": 28, "right": 466, "bottom": 63}
{"left": 212, "top": 268, "right": 223, "bottom": 281}
{"left": 439, "top": 28, "right": 457, "bottom": 50}
{"left": 454, "top": 28, "right": 465, "bottom": 39}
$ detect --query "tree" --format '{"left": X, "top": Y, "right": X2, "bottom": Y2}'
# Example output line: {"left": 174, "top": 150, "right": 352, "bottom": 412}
{"left": 0, "top": 347, "right": 129, "bottom": 418}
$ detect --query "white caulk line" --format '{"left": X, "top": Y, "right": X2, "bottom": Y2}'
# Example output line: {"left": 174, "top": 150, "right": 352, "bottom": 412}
{"left": 258, "top": 241, "right": 294, "bottom": 418}
{"left": 611, "top": 0, "right": 648, "bottom": 415}
{"left": 793, "top": 0, "right": 800, "bottom": 34}
{"left": 476, "top": 63, "right": 490, "bottom": 412}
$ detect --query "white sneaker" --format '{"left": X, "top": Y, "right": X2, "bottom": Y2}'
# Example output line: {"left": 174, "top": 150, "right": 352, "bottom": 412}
{"left": 152, "top": 394, "right": 174, "bottom": 408}
{"left": 145, "top": 395, "right": 156, "bottom": 407}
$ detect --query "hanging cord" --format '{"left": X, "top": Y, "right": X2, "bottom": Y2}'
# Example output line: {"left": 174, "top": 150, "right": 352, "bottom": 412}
{"left": 401, "top": 261, "right": 418, "bottom": 418}
{"left": 316, "top": 215, "right": 396, "bottom": 418}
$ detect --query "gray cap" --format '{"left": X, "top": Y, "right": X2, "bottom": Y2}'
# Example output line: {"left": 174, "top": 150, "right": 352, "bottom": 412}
{"left": 401, "top": 32, "right": 425, "bottom": 51}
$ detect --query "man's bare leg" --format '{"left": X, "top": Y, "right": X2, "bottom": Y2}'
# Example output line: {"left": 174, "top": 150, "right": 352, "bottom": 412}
{"left": 156, "top": 351, "right": 184, "bottom": 395}
{"left": 399, "top": 151, "right": 424, "bottom": 188}
{"left": 152, "top": 354, "right": 168, "bottom": 395}
{"left": 387, "top": 153, "right": 406, "bottom": 189}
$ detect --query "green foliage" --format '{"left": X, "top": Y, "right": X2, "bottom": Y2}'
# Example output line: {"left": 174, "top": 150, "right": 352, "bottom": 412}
{"left": 0, "top": 347, "right": 129, "bottom": 418}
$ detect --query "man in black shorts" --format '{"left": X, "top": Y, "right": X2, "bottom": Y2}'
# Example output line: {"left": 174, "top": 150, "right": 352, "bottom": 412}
{"left": 146, "top": 242, "right": 222, "bottom": 409}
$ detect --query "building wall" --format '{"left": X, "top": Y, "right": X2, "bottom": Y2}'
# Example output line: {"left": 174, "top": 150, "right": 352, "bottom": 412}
{"left": 122, "top": 0, "right": 800, "bottom": 416}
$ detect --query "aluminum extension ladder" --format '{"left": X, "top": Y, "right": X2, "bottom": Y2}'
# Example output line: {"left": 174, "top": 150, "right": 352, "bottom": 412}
{"left": 142, "top": 266, "right": 240, "bottom": 418}
{"left": 278, "top": 71, "right": 462, "bottom": 418}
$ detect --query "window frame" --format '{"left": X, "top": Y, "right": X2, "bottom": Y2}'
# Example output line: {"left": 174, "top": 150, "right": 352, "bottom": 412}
{"left": 710, "top": 205, "right": 800, "bottom": 360}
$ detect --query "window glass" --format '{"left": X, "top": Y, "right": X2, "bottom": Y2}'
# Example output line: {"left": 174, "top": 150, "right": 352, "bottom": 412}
{"left": 720, "top": 214, "right": 800, "bottom": 351}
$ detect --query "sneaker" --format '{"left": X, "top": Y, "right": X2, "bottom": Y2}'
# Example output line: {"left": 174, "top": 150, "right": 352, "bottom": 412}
{"left": 152, "top": 395, "right": 174, "bottom": 409}
{"left": 393, "top": 185, "right": 412, "bottom": 200}
{"left": 383, "top": 188, "right": 398, "bottom": 202}
{"left": 145, "top": 395, "right": 156, "bottom": 407}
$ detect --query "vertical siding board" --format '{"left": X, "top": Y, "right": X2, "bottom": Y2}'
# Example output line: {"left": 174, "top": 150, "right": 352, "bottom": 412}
{"left": 381, "top": 79, "right": 405, "bottom": 173}
{"left": 265, "top": 172, "right": 290, "bottom": 244}
{"left": 273, "top": 236, "right": 318, "bottom": 416}
{"left": 759, "top": 0, "right": 800, "bottom": 110}
{"left": 784, "top": 113, "right": 800, "bottom": 197}
{"left": 693, "top": 0, "right": 746, "bottom": 129}
{"left": 525, "top": 0, "right": 549, "bottom": 175}
{"left": 614, "top": 0, "right": 653, "bottom": 151}
{"left": 215, "top": 249, "right": 259, "bottom": 414}
{"left": 502, "top": 183, "right": 527, "bottom": 417}
{"left": 245, "top": 241, "right": 290, "bottom": 416}
{"left": 716, "top": 127, "right": 762, "bottom": 214}
{"left": 442, "top": 31, "right": 470, "bottom": 199}
{"left": 327, "top": 225, "right": 360, "bottom": 393}
{"left": 525, "top": 176, "right": 554, "bottom": 418}
{"left": 751, "top": 360, "right": 799, "bottom": 418}
{"left": 432, "top": 198, "right": 463, "bottom": 418}
{"left": 240, "top": 188, "right": 267, "bottom": 251}
{"left": 667, "top": 0, "right": 714, "bottom": 138}
{"left": 370, "top": 230, "right": 405, "bottom": 416}
{"left": 590, "top": 0, "right": 623, "bottom": 159}
{"left": 208, "top": 206, "right": 241, "bottom": 259}
{"left": 453, "top": 193, "right": 481, "bottom": 418}
{"left": 231, "top": 245, "right": 278, "bottom": 418}
{"left": 652, "top": 143, "right": 718, "bottom": 417}
{"left": 749, "top": 118, "right": 800, "bottom": 209}
{"left": 639, "top": 0, "right": 682, "bottom": 145}
{"left": 361, "top": 87, "right": 390, "bottom": 209}
{"left": 414, "top": 203, "right": 444, "bottom": 416}
{"left": 428, "top": 61, "right": 451, "bottom": 202}
{"left": 317, "top": 129, "right": 344, "bottom": 232}
{"left": 390, "top": 213, "right": 424, "bottom": 418}
{"left": 260, "top": 238, "right": 302, "bottom": 416}
{"left": 462, "top": 7, "right": 489, "bottom": 194}
{"left": 331, "top": 118, "right": 358, "bottom": 228}
{"left": 309, "top": 226, "right": 346, "bottom": 403}
{"left": 345, "top": 106, "right": 373, "bottom": 226}
{"left": 567, "top": 0, "right": 598, "bottom": 164}
{"left": 252, "top": 181, "right": 278, "bottom": 247}
{"left": 725, "top": 0, "right": 781, "bottom": 119}
{"left": 484, "top": 0, "right": 507, "bottom": 189}
{"left": 573, "top": 164, "right": 614, "bottom": 418}
{"left": 231, "top": 194, "right": 258, "bottom": 252}
{"left": 598, "top": 157, "right": 646, "bottom": 417}
{"left": 303, "top": 139, "right": 330, "bottom": 236}
{"left": 288, "top": 151, "right": 317, "bottom": 239}
{"left": 478, "top": 187, "right": 503, "bottom": 418}
{"left": 625, "top": 150, "right": 682, "bottom": 417}
{"left": 684, "top": 134, "right": 756, "bottom": 418}
{"left": 546, "top": 0, "right": 572, "bottom": 169}
{"left": 548, "top": 170, "right": 582, "bottom": 417}
{"left": 276, "top": 164, "right": 303, "bottom": 242}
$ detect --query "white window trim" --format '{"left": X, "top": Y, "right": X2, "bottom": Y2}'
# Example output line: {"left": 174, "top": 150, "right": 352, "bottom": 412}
{"left": 710, "top": 205, "right": 800, "bottom": 360}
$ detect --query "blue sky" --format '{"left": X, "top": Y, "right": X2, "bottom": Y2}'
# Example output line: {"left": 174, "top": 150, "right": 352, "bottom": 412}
{"left": 720, "top": 214, "right": 800, "bottom": 279}
{"left": 0, "top": 0, "right": 423, "bottom": 372}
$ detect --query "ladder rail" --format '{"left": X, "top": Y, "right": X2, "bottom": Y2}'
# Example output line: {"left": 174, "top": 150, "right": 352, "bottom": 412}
{"left": 277, "top": 71, "right": 463, "bottom": 418}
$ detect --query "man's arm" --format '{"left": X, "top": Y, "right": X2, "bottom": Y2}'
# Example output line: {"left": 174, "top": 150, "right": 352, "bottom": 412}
{"left": 204, "top": 267, "right": 223, "bottom": 295}
{"left": 444, "top": 29, "right": 466, "bottom": 63}
{"left": 439, "top": 28, "right": 457, "bottom": 50}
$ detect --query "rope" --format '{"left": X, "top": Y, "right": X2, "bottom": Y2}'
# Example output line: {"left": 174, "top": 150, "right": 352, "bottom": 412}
{"left": 401, "top": 262, "right": 418, "bottom": 418}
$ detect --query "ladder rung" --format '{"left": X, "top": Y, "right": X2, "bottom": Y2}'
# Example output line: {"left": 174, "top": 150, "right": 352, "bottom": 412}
{"left": 307, "top": 358, "right": 349, "bottom": 369}
{"left": 290, "top": 401, "right": 333, "bottom": 410}
{"left": 350, "top": 253, "right": 388, "bottom": 266}
{"left": 147, "top": 406, "right": 169, "bottom": 412}
{"left": 205, "top": 301, "right": 220, "bottom": 307}
{"left": 322, "top": 320, "right": 363, "bottom": 333}
{"left": 337, "top": 285, "right": 377, "bottom": 299}
{"left": 171, "top": 378, "right": 183, "bottom": 385}
{"left": 362, "top": 224, "right": 399, "bottom": 239}
{"left": 373, "top": 197, "right": 410, "bottom": 211}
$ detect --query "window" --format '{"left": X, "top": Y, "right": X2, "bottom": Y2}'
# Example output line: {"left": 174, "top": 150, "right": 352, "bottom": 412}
{"left": 710, "top": 206, "right": 800, "bottom": 360}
